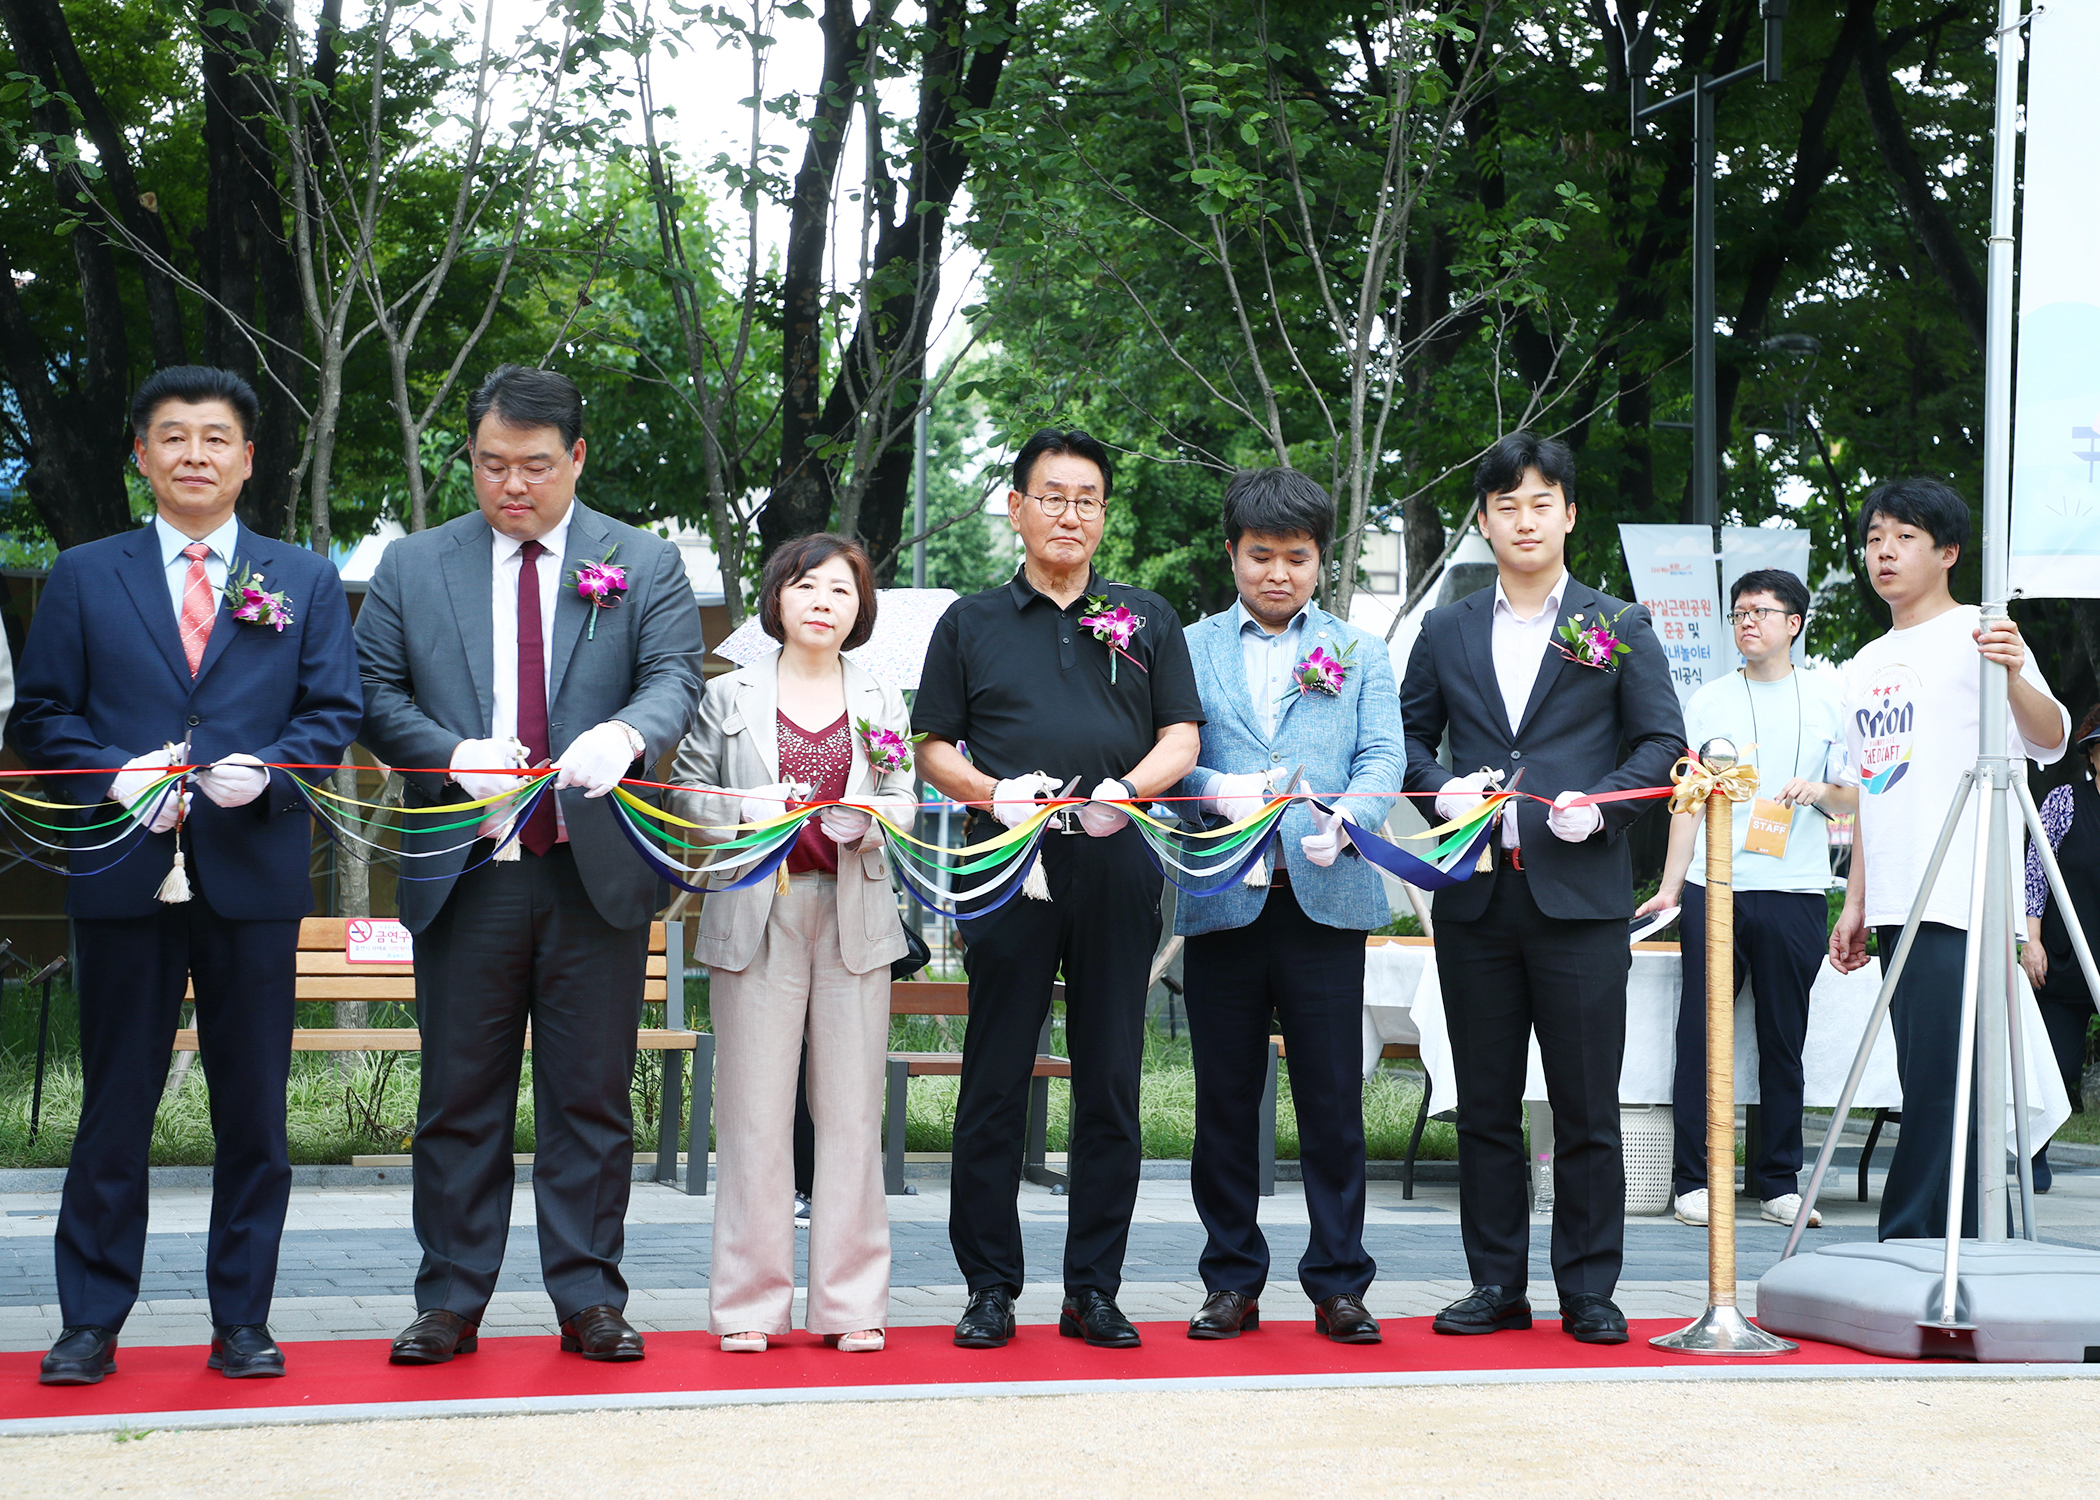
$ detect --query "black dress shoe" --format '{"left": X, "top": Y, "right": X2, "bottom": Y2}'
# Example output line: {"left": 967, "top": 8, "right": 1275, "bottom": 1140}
{"left": 208, "top": 1324, "right": 286, "bottom": 1378}
{"left": 1187, "top": 1290, "right": 1260, "bottom": 1340}
{"left": 39, "top": 1325, "right": 118, "bottom": 1386}
{"left": 560, "top": 1304, "right": 646, "bottom": 1361}
{"left": 1432, "top": 1285, "right": 1533, "bottom": 1336}
{"left": 953, "top": 1288, "right": 1016, "bottom": 1349}
{"left": 390, "top": 1308, "right": 479, "bottom": 1365}
{"left": 1059, "top": 1288, "right": 1141, "bottom": 1348}
{"left": 1558, "top": 1292, "right": 1629, "bottom": 1345}
{"left": 1314, "top": 1293, "right": 1382, "bottom": 1344}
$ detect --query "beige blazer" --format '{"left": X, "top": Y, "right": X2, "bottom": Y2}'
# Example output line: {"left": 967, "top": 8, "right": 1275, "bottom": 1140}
{"left": 671, "top": 652, "right": 915, "bottom": 976}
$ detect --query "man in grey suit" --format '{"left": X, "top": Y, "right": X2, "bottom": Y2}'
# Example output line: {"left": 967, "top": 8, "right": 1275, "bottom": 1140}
{"left": 355, "top": 366, "right": 704, "bottom": 1365}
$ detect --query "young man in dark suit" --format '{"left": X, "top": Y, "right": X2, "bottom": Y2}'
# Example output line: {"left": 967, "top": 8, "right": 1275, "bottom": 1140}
{"left": 1399, "top": 432, "right": 1684, "bottom": 1345}
{"left": 13, "top": 366, "right": 362, "bottom": 1384}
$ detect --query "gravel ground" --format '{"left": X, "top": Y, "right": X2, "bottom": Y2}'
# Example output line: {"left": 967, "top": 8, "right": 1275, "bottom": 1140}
{"left": 3, "top": 1378, "right": 2094, "bottom": 1497}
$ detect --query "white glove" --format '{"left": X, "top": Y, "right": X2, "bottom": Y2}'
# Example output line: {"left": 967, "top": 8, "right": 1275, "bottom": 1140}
{"left": 108, "top": 748, "right": 177, "bottom": 812}
{"left": 991, "top": 773, "right": 1058, "bottom": 830}
{"left": 554, "top": 721, "right": 638, "bottom": 798}
{"left": 1548, "top": 788, "right": 1603, "bottom": 843}
{"left": 740, "top": 783, "right": 797, "bottom": 823}
{"left": 1298, "top": 784, "right": 1353, "bottom": 867}
{"left": 451, "top": 738, "right": 525, "bottom": 802}
{"left": 1204, "top": 770, "right": 1272, "bottom": 825}
{"left": 1080, "top": 777, "right": 1134, "bottom": 839}
{"left": 193, "top": 752, "right": 269, "bottom": 810}
{"left": 1435, "top": 771, "right": 1495, "bottom": 823}
{"left": 819, "top": 803, "right": 874, "bottom": 845}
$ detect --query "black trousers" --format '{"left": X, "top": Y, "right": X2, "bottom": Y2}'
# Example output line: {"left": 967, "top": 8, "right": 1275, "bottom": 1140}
{"left": 57, "top": 905, "right": 297, "bottom": 1330}
{"left": 1436, "top": 866, "right": 1629, "bottom": 1295}
{"left": 951, "top": 826, "right": 1160, "bottom": 1298}
{"left": 1185, "top": 882, "right": 1373, "bottom": 1302}
{"left": 1671, "top": 883, "right": 1825, "bottom": 1198}
{"left": 410, "top": 843, "right": 647, "bottom": 1320}
{"left": 1878, "top": 922, "right": 1981, "bottom": 1240}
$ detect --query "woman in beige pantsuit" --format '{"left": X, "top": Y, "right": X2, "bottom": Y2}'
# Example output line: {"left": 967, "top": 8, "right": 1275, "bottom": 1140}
{"left": 672, "top": 534, "right": 911, "bottom": 1353}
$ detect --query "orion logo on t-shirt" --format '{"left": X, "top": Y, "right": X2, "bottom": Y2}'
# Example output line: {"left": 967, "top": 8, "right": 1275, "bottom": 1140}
{"left": 1856, "top": 665, "right": 1918, "bottom": 795}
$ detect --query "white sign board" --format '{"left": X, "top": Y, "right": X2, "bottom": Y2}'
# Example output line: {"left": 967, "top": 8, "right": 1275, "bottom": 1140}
{"left": 2008, "top": 0, "right": 2100, "bottom": 596}
{"left": 345, "top": 918, "right": 415, "bottom": 965}
{"left": 1617, "top": 524, "right": 1724, "bottom": 704}
{"left": 1719, "top": 524, "right": 1812, "bottom": 671}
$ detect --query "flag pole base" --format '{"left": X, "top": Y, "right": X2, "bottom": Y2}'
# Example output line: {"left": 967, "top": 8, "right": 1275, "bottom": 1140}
{"left": 1648, "top": 1303, "right": 1798, "bottom": 1357}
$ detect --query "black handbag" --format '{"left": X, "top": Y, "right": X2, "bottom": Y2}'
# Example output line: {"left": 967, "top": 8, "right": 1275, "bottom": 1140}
{"left": 892, "top": 919, "right": 933, "bottom": 980}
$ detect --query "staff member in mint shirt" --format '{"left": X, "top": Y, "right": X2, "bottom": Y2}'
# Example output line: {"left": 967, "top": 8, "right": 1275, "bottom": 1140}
{"left": 914, "top": 428, "right": 1203, "bottom": 1352}
{"left": 1638, "top": 569, "right": 1849, "bottom": 1231}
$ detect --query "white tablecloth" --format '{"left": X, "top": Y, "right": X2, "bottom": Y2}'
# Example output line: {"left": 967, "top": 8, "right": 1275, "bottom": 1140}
{"left": 1360, "top": 939, "right": 2070, "bottom": 1142}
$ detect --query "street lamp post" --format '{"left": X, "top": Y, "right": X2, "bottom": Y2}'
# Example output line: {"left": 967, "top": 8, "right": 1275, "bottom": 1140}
{"left": 1629, "top": 3, "right": 1788, "bottom": 530}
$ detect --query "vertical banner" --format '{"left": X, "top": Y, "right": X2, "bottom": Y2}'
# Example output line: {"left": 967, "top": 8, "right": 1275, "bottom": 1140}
{"left": 2009, "top": 0, "right": 2100, "bottom": 597}
{"left": 1719, "top": 525, "right": 1812, "bottom": 671}
{"left": 1618, "top": 524, "right": 1723, "bottom": 705}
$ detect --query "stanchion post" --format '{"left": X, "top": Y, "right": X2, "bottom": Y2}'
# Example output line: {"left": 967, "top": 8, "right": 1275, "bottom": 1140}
{"left": 1651, "top": 738, "right": 1796, "bottom": 1355}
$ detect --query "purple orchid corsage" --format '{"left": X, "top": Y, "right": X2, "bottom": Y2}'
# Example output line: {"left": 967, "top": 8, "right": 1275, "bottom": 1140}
{"left": 568, "top": 550, "right": 628, "bottom": 639}
{"left": 856, "top": 718, "right": 926, "bottom": 776}
{"left": 1280, "top": 639, "right": 1357, "bottom": 701}
{"left": 1556, "top": 605, "right": 1633, "bottom": 671}
{"left": 1079, "top": 594, "right": 1148, "bottom": 682}
{"left": 223, "top": 561, "right": 294, "bottom": 631}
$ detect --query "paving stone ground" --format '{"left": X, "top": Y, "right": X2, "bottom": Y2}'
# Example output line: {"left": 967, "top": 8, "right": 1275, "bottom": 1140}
{"left": 3, "top": 1158, "right": 2096, "bottom": 1351}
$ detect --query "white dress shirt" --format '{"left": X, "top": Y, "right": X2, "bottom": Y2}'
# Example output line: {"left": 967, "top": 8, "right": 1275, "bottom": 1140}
{"left": 483, "top": 509, "right": 573, "bottom": 841}
{"left": 1488, "top": 568, "right": 1567, "bottom": 847}
{"left": 154, "top": 512, "right": 240, "bottom": 623}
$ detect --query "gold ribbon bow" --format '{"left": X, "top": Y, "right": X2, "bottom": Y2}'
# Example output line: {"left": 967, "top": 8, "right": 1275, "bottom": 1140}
{"left": 1666, "top": 753, "right": 1760, "bottom": 815}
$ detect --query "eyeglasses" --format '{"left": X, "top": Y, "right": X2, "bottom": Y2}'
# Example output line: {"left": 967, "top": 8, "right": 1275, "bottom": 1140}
{"left": 475, "top": 460, "right": 560, "bottom": 486}
{"left": 1728, "top": 606, "right": 1796, "bottom": 627}
{"left": 1021, "top": 492, "right": 1106, "bottom": 521}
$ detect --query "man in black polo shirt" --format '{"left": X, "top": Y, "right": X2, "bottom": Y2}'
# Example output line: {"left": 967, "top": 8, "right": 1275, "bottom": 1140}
{"left": 915, "top": 428, "right": 1204, "bottom": 1350}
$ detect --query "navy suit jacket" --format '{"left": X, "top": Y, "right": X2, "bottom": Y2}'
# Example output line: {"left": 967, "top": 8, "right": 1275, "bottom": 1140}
{"left": 9, "top": 522, "right": 363, "bottom": 920}
{"left": 1399, "top": 578, "right": 1685, "bottom": 924}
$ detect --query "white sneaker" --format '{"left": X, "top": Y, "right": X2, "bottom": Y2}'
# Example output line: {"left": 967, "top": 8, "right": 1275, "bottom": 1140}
{"left": 1761, "top": 1194, "right": 1821, "bottom": 1227}
{"left": 1673, "top": 1188, "right": 1709, "bottom": 1225}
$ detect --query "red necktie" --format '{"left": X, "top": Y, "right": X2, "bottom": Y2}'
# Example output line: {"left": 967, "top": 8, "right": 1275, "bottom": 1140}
{"left": 179, "top": 543, "right": 214, "bottom": 677}
{"left": 516, "top": 539, "right": 558, "bottom": 856}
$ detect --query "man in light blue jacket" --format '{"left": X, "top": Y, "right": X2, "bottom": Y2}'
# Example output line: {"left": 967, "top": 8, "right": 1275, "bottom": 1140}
{"left": 1174, "top": 468, "right": 1406, "bottom": 1345}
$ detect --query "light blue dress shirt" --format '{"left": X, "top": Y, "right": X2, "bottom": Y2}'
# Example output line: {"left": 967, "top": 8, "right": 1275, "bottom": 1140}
{"left": 1201, "top": 598, "right": 1308, "bottom": 801}
{"left": 153, "top": 512, "right": 239, "bottom": 624}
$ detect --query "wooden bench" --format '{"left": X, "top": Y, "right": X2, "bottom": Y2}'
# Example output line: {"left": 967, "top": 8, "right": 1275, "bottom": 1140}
{"left": 172, "top": 916, "right": 711, "bottom": 1192}
{"left": 881, "top": 980, "right": 1071, "bottom": 1196}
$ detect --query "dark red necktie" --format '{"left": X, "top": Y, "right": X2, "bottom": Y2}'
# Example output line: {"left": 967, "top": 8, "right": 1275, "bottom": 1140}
{"left": 516, "top": 539, "right": 558, "bottom": 856}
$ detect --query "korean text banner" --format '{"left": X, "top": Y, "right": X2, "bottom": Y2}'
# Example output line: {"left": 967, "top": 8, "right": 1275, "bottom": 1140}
{"left": 2008, "top": 0, "right": 2100, "bottom": 598}
{"left": 1618, "top": 524, "right": 1722, "bottom": 704}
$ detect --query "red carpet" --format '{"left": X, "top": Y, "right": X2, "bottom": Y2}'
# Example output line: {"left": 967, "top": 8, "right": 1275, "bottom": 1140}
{"left": 0, "top": 1319, "right": 1911, "bottom": 1425}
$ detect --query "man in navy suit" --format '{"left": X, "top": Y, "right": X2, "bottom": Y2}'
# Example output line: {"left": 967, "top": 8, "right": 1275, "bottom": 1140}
{"left": 1174, "top": 468, "right": 1404, "bottom": 1345}
{"left": 12, "top": 366, "right": 362, "bottom": 1385}
{"left": 1400, "top": 433, "right": 1683, "bottom": 1345}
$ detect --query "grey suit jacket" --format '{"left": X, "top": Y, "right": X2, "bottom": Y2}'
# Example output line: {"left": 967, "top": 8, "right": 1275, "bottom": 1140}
{"left": 670, "top": 652, "right": 913, "bottom": 977}
{"left": 353, "top": 503, "right": 706, "bottom": 932}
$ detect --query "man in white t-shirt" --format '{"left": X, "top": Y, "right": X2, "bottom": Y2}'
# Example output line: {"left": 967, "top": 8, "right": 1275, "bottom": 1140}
{"left": 1829, "top": 478, "right": 2069, "bottom": 1241}
{"left": 1639, "top": 569, "right": 1849, "bottom": 1231}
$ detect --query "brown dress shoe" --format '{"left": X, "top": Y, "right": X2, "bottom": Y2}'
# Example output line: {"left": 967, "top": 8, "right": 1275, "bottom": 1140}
{"left": 390, "top": 1308, "right": 479, "bottom": 1365}
{"left": 1314, "top": 1293, "right": 1382, "bottom": 1344}
{"left": 560, "top": 1304, "right": 646, "bottom": 1361}
{"left": 1187, "top": 1290, "right": 1260, "bottom": 1340}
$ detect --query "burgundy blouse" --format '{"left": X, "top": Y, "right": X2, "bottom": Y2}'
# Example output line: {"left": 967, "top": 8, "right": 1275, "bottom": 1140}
{"left": 779, "top": 710, "right": 851, "bottom": 875}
